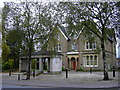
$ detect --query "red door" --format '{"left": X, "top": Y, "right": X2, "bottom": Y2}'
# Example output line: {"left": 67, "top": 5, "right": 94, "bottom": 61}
{"left": 73, "top": 61, "right": 76, "bottom": 70}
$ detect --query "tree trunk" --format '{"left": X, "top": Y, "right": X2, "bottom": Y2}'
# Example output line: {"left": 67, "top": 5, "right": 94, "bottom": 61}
{"left": 26, "top": 47, "right": 32, "bottom": 80}
{"left": 101, "top": 37, "right": 109, "bottom": 80}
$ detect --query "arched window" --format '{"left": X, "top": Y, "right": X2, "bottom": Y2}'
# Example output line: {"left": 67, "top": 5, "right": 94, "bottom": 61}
{"left": 55, "top": 43, "right": 61, "bottom": 52}
{"left": 83, "top": 54, "right": 98, "bottom": 67}
{"left": 86, "top": 41, "right": 89, "bottom": 49}
{"left": 71, "top": 42, "right": 78, "bottom": 51}
{"left": 85, "top": 41, "right": 96, "bottom": 50}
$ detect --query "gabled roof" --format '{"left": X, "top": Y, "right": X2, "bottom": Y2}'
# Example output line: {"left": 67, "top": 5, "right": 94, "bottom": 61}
{"left": 58, "top": 26, "right": 69, "bottom": 40}
{"left": 58, "top": 26, "right": 83, "bottom": 40}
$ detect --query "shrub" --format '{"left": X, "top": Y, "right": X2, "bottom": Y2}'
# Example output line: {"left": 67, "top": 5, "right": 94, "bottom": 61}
{"left": 2, "top": 59, "right": 14, "bottom": 70}
{"left": 62, "top": 66, "right": 65, "bottom": 71}
{"left": 79, "top": 67, "right": 83, "bottom": 71}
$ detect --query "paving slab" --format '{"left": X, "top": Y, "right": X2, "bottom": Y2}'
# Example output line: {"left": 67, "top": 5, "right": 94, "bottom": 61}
{"left": 1, "top": 71, "right": 120, "bottom": 88}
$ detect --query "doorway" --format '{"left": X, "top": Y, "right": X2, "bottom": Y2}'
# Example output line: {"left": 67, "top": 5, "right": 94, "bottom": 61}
{"left": 73, "top": 61, "right": 76, "bottom": 70}
{"left": 42, "top": 57, "right": 50, "bottom": 72}
{"left": 71, "top": 57, "right": 76, "bottom": 70}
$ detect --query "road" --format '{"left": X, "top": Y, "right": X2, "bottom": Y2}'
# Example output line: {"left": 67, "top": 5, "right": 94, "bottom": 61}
{"left": 2, "top": 83, "right": 37, "bottom": 88}
{"left": 1, "top": 84, "right": 119, "bottom": 90}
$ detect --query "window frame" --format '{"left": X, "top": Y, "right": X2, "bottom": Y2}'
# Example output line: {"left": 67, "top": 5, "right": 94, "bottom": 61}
{"left": 85, "top": 40, "right": 96, "bottom": 50}
{"left": 56, "top": 43, "right": 61, "bottom": 52}
{"left": 83, "top": 54, "right": 98, "bottom": 67}
{"left": 71, "top": 42, "right": 78, "bottom": 51}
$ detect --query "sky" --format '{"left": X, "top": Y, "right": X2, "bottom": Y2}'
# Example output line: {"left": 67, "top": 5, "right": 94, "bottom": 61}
{"left": 0, "top": 0, "right": 47, "bottom": 8}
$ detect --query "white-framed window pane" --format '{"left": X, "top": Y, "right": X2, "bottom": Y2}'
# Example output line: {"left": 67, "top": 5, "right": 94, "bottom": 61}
{"left": 87, "top": 61, "right": 89, "bottom": 65}
{"left": 92, "top": 42, "right": 96, "bottom": 49}
{"left": 94, "top": 55, "right": 98, "bottom": 65}
{"left": 89, "top": 42, "right": 92, "bottom": 49}
{"left": 75, "top": 44, "right": 78, "bottom": 50}
{"left": 59, "top": 44, "right": 61, "bottom": 51}
{"left": 55, "top": 44, "right": 62, "bottom": 52}
{"left": 85, "top": 41, "right": 96, "bottom": 50}
{"left": 86, "top": 41, "right": 89, "bottom": 49}
{"left": 58, "top": 44, "right": 61, "bottom": 51}
{"left": 90, "top": 56, "right": 93, "bottom": 65}
{"left": 94, "top": 55, "right": 97, "bottom": 61}
{"left": 94, "top": 61, "right": 97, "bottom": 65}
{"left": 86, "top": 56, "right": 89, "bottom": 60}
{"left": 83, "top": 54, "right": 98, "bottom": 67}
{"left": 90, "top": 56, "right": 93, "bottom": 60}
{"left": 72, "top": 43, "right": 77, "bottom": 50}
{"left": 91, "top": 61, "right": 94, "bottom": 65}
{"left": 86, "top": 56, "right": 89, "bottom": 65}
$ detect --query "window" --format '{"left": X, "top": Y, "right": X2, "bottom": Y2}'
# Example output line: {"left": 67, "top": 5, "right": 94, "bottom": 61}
{"left": 74, "top": 34, "right": 77, "bottom": 39}
{"left": 71, "top": 43, "right": 78, "bottom": 51}
{"left": 92, "top": 42, "right": 96, "bottom": 49}
{"left": 55, "top": 44, "right": 61, "bottom": 52}
{"left": 83, "top": 54, "right": 98, "bottom": 67}
{"left": 85, "top": 41, "right": 96, "bottom": 50}
{"left": 57, "top": 35, "right": 60, "bottom": 40}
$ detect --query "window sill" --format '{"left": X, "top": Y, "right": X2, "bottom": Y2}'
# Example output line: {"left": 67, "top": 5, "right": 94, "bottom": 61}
{"left": 84, "top": 65, "right": 98, "bottom": 67}
{"left": 85, "top": 49, "right": 96, "bottom": 50}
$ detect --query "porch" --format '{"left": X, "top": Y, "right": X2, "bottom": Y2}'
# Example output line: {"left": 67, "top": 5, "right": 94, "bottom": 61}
{"left": 19, "top": 51, "right": 62, "bottom": 74}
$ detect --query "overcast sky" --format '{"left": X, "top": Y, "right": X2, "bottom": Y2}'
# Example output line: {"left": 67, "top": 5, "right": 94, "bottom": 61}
{"left": 0, "top": 0, "right": 49, "bottom": 8}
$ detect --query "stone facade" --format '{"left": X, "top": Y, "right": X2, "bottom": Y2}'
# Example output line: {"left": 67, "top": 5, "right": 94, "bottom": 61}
{"left": 117, "top": 39, "right": 120, "bottom": 58}
{"left": 19, "top": 26, "right": 116, "bottom": 73}
{"left": 57, "top": 26, "right": 116, "bottom": 71}
{"left": 0, "top": 32, "right": 1, "bottom": 58}
{"left": 0, "top": 32, "right": 2, "bottom": 70}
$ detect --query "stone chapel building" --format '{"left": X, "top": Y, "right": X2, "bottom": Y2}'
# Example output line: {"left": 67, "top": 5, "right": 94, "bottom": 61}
{"left": 19, "top": 26, "right": 116, "bottom": 73}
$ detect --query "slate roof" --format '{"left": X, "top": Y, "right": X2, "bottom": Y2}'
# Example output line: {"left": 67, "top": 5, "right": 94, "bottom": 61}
{"left": 59, "top": 26, "right": 68, "bottom": 38}
{"left": 58, "top": 26, "right": 83, "bottom": 40}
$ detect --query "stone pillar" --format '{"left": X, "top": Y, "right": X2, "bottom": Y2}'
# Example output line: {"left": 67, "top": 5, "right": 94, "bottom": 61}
{"left": 60, "top": 56, "right": 62, "bottom": 72}
{"left": 50, "top": 58, "right": 53, "bottom": 72}
{"left": 48, "top": 58, "right": 50, "bottom": 72}
{"left": 39, "top": 58, "right": 42, "bottom": 72}
{"left": 35, "top": 58, "right": 37, "bottom": 70}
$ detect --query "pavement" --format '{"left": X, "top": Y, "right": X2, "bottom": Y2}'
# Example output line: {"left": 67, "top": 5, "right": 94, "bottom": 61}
{"left": 1, "top": 71, "right": 120, "bottom": 89}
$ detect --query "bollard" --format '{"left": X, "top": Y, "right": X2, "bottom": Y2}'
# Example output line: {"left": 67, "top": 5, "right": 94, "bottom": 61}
{"left": 9, "top": 69, "right": 11, "bottom": 76}
{"left": 113, "top": 66, "right": 115, "bottom": 77}
{"left": 33, "top": 70, "right": 35, "bottom": 77}
{"left": 66, "top": 68, "right": 68, "bottom": 78}
{"left": 90, "top": 67, "right": 92, "bottom": 74}
{"left": 18, "top": 74, "right": 20, "bottom": 81}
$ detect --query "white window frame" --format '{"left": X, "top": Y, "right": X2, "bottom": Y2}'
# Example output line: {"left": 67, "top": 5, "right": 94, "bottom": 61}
{"left": 83, "top": 54, "right": 98, "bottom": 67}
{"left": 71, "top": 42, "right": 78, "bottom": 51}
{"left": 85, "top": 40, "right": 96, "bottom": 50}
{"left": 56, "top": 43, "right": 61, "bottom": 52}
